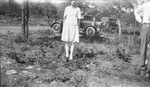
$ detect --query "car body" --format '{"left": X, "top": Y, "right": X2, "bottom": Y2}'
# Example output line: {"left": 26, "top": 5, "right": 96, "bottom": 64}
{"left": 101, "top": 17, "right": 119, "bottom": 33}
{"left": 51, "top": 15, "right": 119, "bottom": 36}
{"left": 51, "top": 15, "right": 102, "bottom": 36}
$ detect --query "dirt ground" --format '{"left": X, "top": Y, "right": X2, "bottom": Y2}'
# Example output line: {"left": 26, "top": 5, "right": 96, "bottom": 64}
{"left": 0, "top": 26, "right": 49, "bottom": 34}
{"left": 0, "top": 26, "right": 150, "bottom": 87}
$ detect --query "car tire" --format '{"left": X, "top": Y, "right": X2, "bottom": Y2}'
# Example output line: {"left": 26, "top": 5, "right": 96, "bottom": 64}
{"left": 85, "top": 27, "right": 96, "bottom": 36}
{"left": 52, "top": 23, "right": 61, "bottom": 33}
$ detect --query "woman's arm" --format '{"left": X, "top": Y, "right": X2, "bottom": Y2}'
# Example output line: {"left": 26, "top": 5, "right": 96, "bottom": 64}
{"left": 77, "top": 7, "right": 81, "bottom": 27}
{"left": 77, "top": 19, "right": 80, "bottom": 27}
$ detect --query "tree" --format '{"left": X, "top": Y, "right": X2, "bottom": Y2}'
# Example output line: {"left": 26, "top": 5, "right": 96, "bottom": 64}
{"left": 8, "top": 0, "right": 21, "bottom": 18}
{"left": 92, "top": 0, "right": 136, "bottom": 35}
{"left": 41, "top": 3, "right": 58, "bottom": 24}
{"left": 0, "top": 0, "right": 21, "bottom": 18}
{"left": 0, "top": 2, "right": 9, "bottom": 16}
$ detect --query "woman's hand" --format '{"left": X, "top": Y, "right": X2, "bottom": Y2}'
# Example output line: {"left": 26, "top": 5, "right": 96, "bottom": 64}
{"left": 77, "top": 19, "right": 80, "bottom": 27}
{"left": 63, "top": 16, "right": 67, "bottom": 22}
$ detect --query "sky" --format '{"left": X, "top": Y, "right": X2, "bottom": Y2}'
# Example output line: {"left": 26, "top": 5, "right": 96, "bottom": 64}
{"left": 2, "top": 0, "right": 109, "bottom": 4}
{"left": 2, "top": 0, "right": 66, "bottom": 4}
{"left": 0, "top": 0, "right": 112, "bottom": 5}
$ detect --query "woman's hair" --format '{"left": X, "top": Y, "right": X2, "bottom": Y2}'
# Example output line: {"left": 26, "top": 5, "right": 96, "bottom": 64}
{"left": 71, "top": 0, "right": 76, "bottom": 1}
{"left": 70, "top": 0, "right": 77, "bottom": 3}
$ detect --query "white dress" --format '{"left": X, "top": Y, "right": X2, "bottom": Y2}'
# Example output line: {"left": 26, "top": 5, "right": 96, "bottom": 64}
{"left": 61, "top": 6, "right": 81, "bottom": 43}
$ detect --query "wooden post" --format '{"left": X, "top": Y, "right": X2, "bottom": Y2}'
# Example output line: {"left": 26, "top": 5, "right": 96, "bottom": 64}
{"left": 22, "top": 0, "right": 29, "bottom": 38}
{"left": 22, "top": 2, "right": 26, "bottom": 37}
{"left": 117, "top": 19, "right": 122, "bottom": 35}
{"left": 25, "top": 0, "right": 29, "bottom": 38}
{"left": 133, "top": 21, "right": 136, "bottom": 37}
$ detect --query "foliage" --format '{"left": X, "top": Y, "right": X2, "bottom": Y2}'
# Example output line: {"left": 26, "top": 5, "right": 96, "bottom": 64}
{"left": 1, "top": 29, "right": 150, "bottom": 87}
{"left": 0, "top": 2, "right": 9, "bottom": 16}
{"left": 0, "top": 0, "right": 138, "bottom": 28}
{"left": 29, "top": 3, "right": 58, "bottom": 19}
{"left": 36, "top": 70, "right": 56, "bottom": 83}
{"left": 0, "top": 2, "right": 58, "bottom": 19}
{"left": 14, "top": 33, "right": 27, "bottom": 43}
{"left": 116, "top": 45, "right": 132, "bottom": 62}
{"left": 0, "top": 2, "right": 21, "bottom": 18}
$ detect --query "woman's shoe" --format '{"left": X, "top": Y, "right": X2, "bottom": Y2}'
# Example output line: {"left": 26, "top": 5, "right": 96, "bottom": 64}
{"left": 146, "top": 73, "right": 149, "bottom": 78}
{"left": 146, "top": 71, "right": 150, "bottom": 78}
{"left": 66, "top": 57, "right": 69, "bottom": 62}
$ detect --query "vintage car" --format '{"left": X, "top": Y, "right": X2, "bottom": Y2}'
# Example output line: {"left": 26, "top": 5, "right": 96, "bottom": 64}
{"left": 51, "top": 15, "right": 119, "bottom": 36}
{"left": 100, "top": 17, "right": 119, "bottom": 33}
{"left": 51, "top": 15, "right": 102, "bottom": 36}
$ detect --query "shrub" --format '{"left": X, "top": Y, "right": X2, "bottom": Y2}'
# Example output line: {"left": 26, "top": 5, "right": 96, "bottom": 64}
{"left": 36, "top": 29, "right": 54, "bottom": 36}
{"left": 14, "top": 34, "right": 27, "bottom": 44}
{"left": 37, "top": 70, "right": 56, "bottom": 83}
{"left": 106, "top": 34, "right": 141, "bottom": 62}
{"left": 70, "top": 70, "right": 87, "bottom": 87}
{"left": 20, "top": 46, "right": 30, "bottom": 52}
{"left": 116, "top": 44, "right": 132, "bottom": 62}
{"left": 25, "top": 49, "right": 44, "bottom": 64}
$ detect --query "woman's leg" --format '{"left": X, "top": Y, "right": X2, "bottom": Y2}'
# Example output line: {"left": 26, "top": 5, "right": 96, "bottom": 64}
{"left": 140, "top": 25, "right": 147, "bottom": 67}
{"left": 65, "top": 42, "right": 69, "bottom": 57}
{"left": 69, "top": 42, "right": 74, "bottom": 60}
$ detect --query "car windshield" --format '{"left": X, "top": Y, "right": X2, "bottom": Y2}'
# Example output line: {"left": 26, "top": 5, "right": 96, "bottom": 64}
{"left": 84, "top": 16, "right": 93, "bottom": 21}
{"left": 109, "top": 19, "right": 116, "bottom": 23}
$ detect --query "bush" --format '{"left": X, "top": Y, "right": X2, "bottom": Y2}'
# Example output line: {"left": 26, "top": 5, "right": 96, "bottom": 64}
{"left": 107, "top": 34, "right": 140, "bottom": 62}
{"left": 0, "top": 2, "right": 21, "bottom": 18}
{"left": 70, "top": 70, "right": 87, "bottom": 87}
{"left": 116, "top": 44, "right": 132, "bottom": 62}
{"left": 0, "top": 2, "right": 58, "bottom": 19}
{"left": 14, "top": 34, "right": 27, "bottom": 44}
{"left": 112, "top": 58, "right": 131, "bottom": 72}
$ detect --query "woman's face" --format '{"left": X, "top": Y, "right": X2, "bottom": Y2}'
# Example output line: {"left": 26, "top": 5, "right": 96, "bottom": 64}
{"left": 71, "top": 1, "right": 76, "bottom": 7}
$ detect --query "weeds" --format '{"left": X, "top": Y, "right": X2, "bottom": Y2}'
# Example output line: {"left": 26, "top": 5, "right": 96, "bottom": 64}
{"left": 14, "top": 33, "right": 27, "bottom": 43}
{"left": 1, "top": 30, "right": 149, "bottom": 87}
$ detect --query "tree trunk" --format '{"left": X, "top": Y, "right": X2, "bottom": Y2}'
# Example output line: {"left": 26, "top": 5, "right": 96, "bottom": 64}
{"left": 22, "top": 3, "right": 26, "bottom": 37}
{"left": 22, "top": 0, "right": 29, "bottom": 38}
{"left": 25, "top": 1, "right": 29, "bottom": 38}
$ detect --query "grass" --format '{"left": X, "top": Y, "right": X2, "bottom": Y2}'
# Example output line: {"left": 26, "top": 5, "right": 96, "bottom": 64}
{"left": 0, "top": 29, "right": 150, "bottom": 87}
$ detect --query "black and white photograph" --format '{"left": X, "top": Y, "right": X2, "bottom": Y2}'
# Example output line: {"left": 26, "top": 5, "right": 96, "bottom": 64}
{"left": 0, "top": 0, "right": 150, "bottom": 87}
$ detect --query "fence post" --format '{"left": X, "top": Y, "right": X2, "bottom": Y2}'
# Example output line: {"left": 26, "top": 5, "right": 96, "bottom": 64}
{"left": 117, "top": 19, "right": 122, "bottom": 35}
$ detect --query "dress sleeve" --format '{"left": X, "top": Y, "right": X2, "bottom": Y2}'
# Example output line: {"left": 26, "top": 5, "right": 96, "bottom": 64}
{"left": 77, "top": 7, "right": 81, "bottom": 19}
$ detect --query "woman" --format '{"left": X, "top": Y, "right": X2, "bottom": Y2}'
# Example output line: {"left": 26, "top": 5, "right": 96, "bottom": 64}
{"left": 61, "top": 0, "right": 81, "bottom": 61}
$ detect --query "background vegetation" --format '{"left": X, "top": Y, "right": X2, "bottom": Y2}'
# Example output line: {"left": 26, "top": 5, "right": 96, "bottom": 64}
{"left": 1, "top": 0, "right": 150, "bottom": 87}
{"left": 0, "top": 0, "right": 140, "bottom": 27}
{"left": 1, "top": 29, "right": 150, "bottom": 87}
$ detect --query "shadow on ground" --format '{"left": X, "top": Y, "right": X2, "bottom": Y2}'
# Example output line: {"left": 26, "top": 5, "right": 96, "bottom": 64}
{"left": 80, "top": 34, "right": 110, "bottom": 44}
{"left": 50, "top": 34, "right": 110, "bottom": 44}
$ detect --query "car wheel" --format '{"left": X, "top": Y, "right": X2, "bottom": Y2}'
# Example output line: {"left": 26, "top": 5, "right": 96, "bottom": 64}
{"left": 52, "top": 23, "right": 61, "bottom": 33}
{"left": 85, "top": 27, "right": 96, "bottom": 36}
